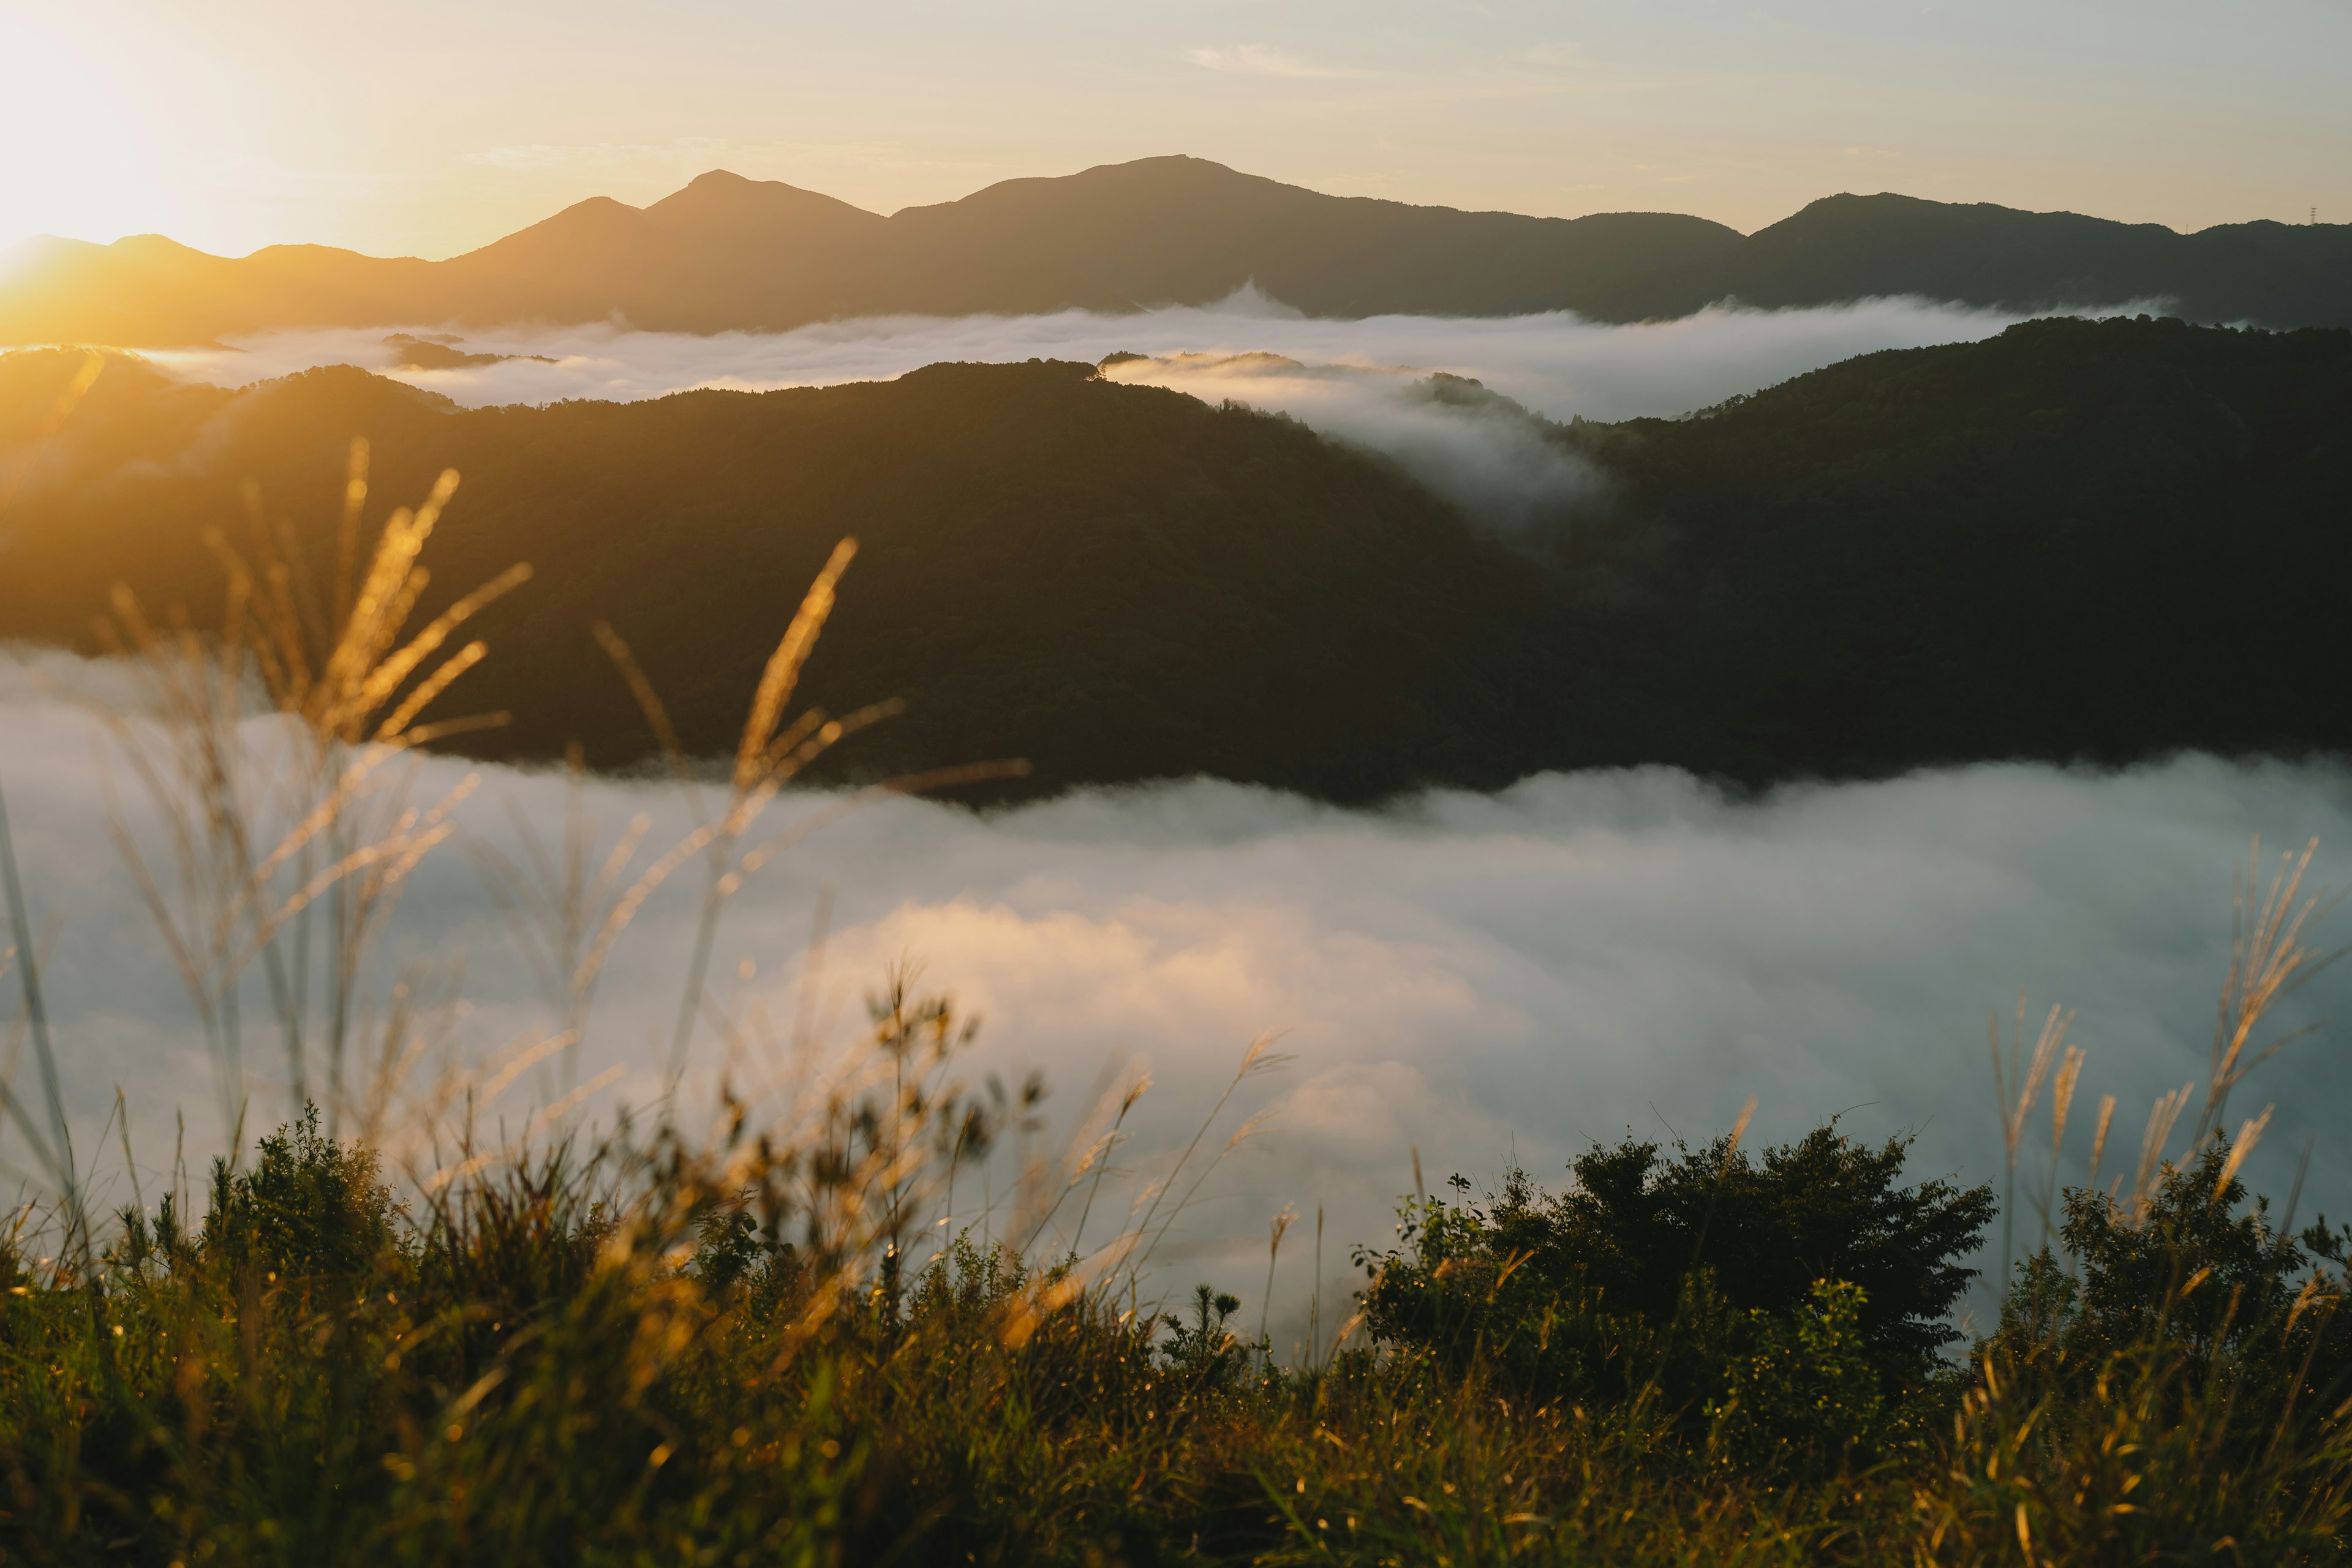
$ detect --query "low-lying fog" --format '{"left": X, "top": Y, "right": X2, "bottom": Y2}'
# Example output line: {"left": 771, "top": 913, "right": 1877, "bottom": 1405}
{"left": 143, "top": 294, "right": 2155, "bottom": 529}
{"left": 5, "top": 654, "right": 2347, "bottom": 1348}
{"left": 149, "top": 293, "right": 2086, "bottom": 422}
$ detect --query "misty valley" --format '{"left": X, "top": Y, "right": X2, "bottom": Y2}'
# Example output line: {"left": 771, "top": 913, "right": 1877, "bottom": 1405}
{"left": 3, "top": 311, "right": 2346, "bottom": 802}
{"left": 4, "top": 149, "right": 2352, "bottom": 1565}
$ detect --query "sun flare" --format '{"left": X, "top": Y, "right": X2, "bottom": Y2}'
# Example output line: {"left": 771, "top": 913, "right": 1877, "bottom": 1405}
{"left": 0, "top": 19, "right": 194, "bottom": 254}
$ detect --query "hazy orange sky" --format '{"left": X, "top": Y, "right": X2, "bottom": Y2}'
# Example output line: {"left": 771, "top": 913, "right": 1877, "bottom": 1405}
{"left": 4, "top": 0, "right": 2346, "bottom": 260}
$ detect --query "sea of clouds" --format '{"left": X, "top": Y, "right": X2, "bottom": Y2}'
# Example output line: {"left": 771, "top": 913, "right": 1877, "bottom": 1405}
{"left": 4, "top": 653, "right": 2348, "bottom": 1347}
{"left": 16, "top": 292, "right": 2329, "bottom": 1349}
{"left": 138, "top": 293, "right": 2157, "bottom": 529}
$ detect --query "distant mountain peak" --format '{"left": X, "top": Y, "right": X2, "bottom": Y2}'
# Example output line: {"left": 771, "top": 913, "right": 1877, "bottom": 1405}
{"left": 2, "top": 160, "right": 2346, "bottom": 346}
{"left": 644, "top": 170, "right": 881, "bottom": 228}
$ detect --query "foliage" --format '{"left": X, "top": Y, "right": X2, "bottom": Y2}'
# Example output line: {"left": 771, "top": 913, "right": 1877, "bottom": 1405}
{"left": 1906, "top": 1144, "right": 2352, "bottom": 1564}
{"left": 1705, "top": 1280, "right": 1894, "bottom": 1483}
{"left": 1355, "top": 1124, "right": 1996, "bottom": 1413}
{"left": 12, "top": 1112, "right": 2352, "bottom": 1565}
{"left": 190, "top": 1104, "right": 402, "bottom": 1282}
{"left": 6, "top": 377, "right": 2352, "bottom": 1561}
{"left": 1160, "top": 1283, "right": 1253, "bottom": 1389}
{"left": 5, "top": 316, "right": 2351, "bottom": 804}
{"left": 0, "top": 352, "right": 1570, "bottom": 805}
{"left": 1967, "top": 1136, "right": 2352, "bottom": 1549}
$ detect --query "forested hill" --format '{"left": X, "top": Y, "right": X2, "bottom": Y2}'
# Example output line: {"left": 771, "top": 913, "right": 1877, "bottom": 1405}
{"left": 1, "top": 315, "right": 2346, "bottom": 801}
{"left": 2, "top": 157, "right": 2346, "bottom": 347}
{"left": 0, "top": 353, "right": 1572, "bottom": 801}
{"left": 1555, "top": 315, "right": 2352, "bottom": 780}
{"left": 1585, "top": 193, "right": 2352, "bottom": 325}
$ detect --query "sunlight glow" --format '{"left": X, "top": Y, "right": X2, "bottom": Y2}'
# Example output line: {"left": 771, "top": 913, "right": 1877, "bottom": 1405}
{"left": 0, "top": 18, "right": 183, "bottom": 253}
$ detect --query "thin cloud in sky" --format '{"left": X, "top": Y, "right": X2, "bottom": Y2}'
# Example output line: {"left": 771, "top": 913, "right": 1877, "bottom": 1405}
{"left": 465, "top": 138, "right": 748, "bottom": 176}
{"left": 1184, "top": 44, "right": 1372, "bottom": 80}
{"left": 467, "top": 143, "right": 644, "bottom": 174}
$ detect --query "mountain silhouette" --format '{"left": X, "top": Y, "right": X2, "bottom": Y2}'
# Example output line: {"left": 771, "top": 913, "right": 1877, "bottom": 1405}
{"left": 0, "top": 159, "right": 1732, "bottom": 344}
{"left": 9, "top": 156, "right": 2342, "bottom": 345}
{"left": 1587, "top": 192, "right": 2352, "bottom": 324}
{"left": 2, "top": 315, "right": 2345, "bottom": 800}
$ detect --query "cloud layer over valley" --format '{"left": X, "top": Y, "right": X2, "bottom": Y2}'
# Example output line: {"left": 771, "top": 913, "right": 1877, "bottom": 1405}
{"left": 4, "top": 654, "right": 2346, "bottom": 1344}
{"left": 138, "top": 295, "right": 2149, "bottom": 528}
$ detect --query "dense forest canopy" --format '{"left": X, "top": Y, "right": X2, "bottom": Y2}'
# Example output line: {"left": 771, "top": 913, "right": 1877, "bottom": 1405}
{"left": 4, "top": 158, "right": 2348, "bottom": 347}
{"left": 1, "top": 314, "right": 2345, "bottom": 802}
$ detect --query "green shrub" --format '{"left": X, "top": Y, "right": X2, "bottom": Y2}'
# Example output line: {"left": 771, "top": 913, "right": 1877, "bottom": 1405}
{"left": 1355, "top": 1123, "right": 1996, "bottom": 1415}
{"left": 196, "top": 1104, "right": 401, "bottom": 1283}
{"left": 1706, "top": 1279, "right": 1891, "bottom": 1482}
{"left": 1160, "top": 1284, "right": 1251, "bottom": 1388}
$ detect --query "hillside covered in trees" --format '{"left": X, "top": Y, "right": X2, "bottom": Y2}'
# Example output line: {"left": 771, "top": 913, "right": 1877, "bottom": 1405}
{"left": 1, "top": 314, "right": 2345, "bottom": 801}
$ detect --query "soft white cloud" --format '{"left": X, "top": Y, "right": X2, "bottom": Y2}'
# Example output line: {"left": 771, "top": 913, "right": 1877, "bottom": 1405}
{"left": 465, "top": 143, "right": 663, "bottom": 175}
{"left": 1102, "top": 348, "right": 1607, "bottom": 527}
{"left": 3, "top": 650, "right": 2347, "bottom": 1344}
{"left": 137, "top": 295, "right": 2158, "bottom": 530}
{"left": 1183, "top": 45, "right": 1372, "bottom": 80}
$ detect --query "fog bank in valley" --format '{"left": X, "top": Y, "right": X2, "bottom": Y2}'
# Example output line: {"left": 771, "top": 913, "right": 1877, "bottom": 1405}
{"left": 143, "top": 293, "right": 2148, "bottom": 423}
{"left": 141, "top": 295, "right": 2149, "bottom": 530}
{"left": 4, "top": 652, "right": 2347, "bottom": 1342}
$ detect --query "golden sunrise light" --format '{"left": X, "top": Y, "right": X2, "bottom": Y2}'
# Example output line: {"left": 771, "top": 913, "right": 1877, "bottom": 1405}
{"left": 1, "top": 20, "right": 183, "bottom": 252}
{"left": 3, "top": 1, "right": 2345, "bottom": 262}
{"left": 3, "top": 1, "right": 2350, "bottom": 1555}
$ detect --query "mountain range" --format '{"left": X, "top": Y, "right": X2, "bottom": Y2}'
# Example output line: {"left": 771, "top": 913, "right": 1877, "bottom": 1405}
{"left": 2, "top": 315, "right": 2345, "bottom": 801}
{"left": 4, "top": 157, "right": 2348, "bottom": 347}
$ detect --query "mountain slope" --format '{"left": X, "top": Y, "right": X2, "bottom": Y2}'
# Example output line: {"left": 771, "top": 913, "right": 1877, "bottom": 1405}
{"left": 6, "top": 160, "right": 2346, "bottom": 347}
{"left": 0, "top": 351, "right": 1570, "bottom": 801}
{"left": 0, "top": 157, "right": 1741, "bottom": 344}
{"left": 1556, "top": 314, "right": 2352, "bottom": 775}
{"left": 1, "top": 317, "right": 2345, "bottom": 801}
{"left": 1589, "top": 193, "right": 2352, "bottom": 323}
{"left": 863, "top": 156, "right": 1741, "bottom": 320}
{"left": 431, "top": 173, "right": 891, "bottom": 328}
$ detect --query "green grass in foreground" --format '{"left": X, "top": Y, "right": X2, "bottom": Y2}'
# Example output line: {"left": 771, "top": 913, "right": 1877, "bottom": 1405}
{"left": 4, "top": 1101, "right": 2351, "bottom": 1566}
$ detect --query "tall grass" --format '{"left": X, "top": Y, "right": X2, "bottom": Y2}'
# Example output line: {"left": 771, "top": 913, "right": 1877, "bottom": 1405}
{"left": 2, "top": 455, "right": 2350, "bottom": 1565}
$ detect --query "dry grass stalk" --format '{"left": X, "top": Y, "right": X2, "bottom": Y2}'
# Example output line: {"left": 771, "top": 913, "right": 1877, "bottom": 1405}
{"left": 2213, "top": 1104, "right": 2274, "bottom": 1204}
{"left": 1724, "top": 1095, "right": 1758, "bottom": 1167}
{"left": 83, "top": 447, "right": 527, "bottom": 1140}
{"left": 2040, "top": 1044, "right": 2087, "bottom": 1246}
{"left": 1127, "top": 1036, "right": 1291, "bottom": 1280}
{"left": 2201, "top": 835, "right": 2346, "bottom": 1143}
{"left": 1989, "top": 998, "right": 2073, "bottom": 1278}
{"left": 2, "top": 437, "right": 1278, "bottom": 1408}
{"left": 1068, "top": 1067, "right": 1149, "bottom": 1259}
{"left": 2131, "top": 1082, "right": 2196, "bottom": 1226}
{"left": 1261, "top": 1202, "right": 1298, "bottom": 1358}
{"left": 2085, "top": 1092, "right": 2117, "bottom": 1198}
{"left": 589, "top": 540, "right": 1028, "bottom": 1093}
{"left": 459, "top": 743, "right": 654, "bottom": 1090}
{"left": 0, "top": 788, "right": 78, "bottom": 1250}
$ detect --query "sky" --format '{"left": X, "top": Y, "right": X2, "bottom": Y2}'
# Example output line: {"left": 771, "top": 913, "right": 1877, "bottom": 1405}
{"left": 2, "top": 0, "right": 2346, "bottom": 260}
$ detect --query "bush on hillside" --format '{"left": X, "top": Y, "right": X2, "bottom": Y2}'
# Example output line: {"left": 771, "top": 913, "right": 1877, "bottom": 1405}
{"left": 186, "top": 1104, "right": 402, "bottom": 1282}
{"left": 1354, "top": 1123, "right": 1994, "bottom": 1438}
{"left": 1990, "top": 1136, "right": 2352, "bottom": 1449}
{"left": 1705, "top": 1278, "right": 1891, "bottom": 1482}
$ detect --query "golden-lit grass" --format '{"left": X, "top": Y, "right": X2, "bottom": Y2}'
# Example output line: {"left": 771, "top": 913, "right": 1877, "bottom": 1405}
{"left": 1, "top": 448, "right": 2350, "bottom": 1565}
